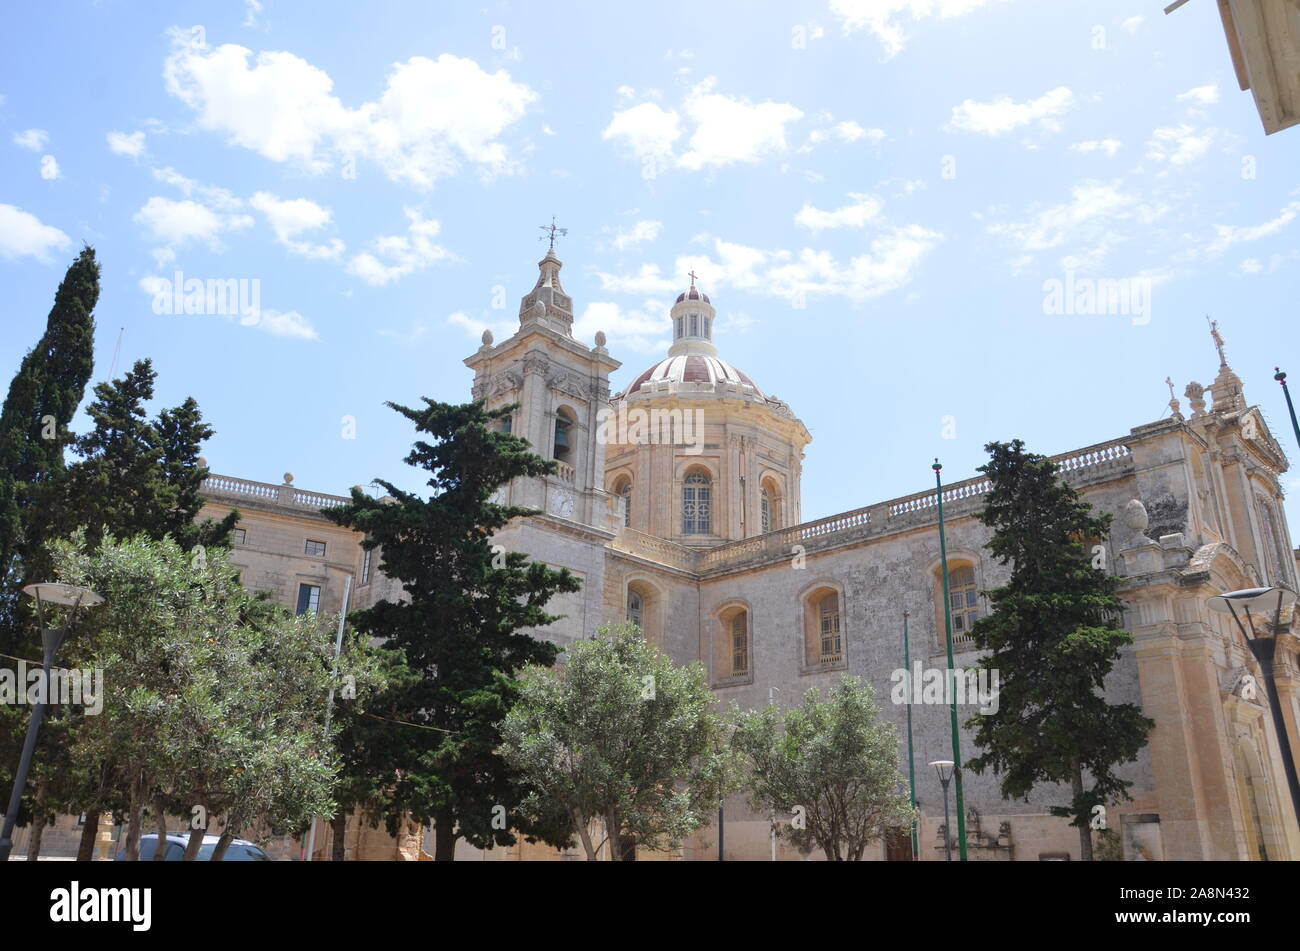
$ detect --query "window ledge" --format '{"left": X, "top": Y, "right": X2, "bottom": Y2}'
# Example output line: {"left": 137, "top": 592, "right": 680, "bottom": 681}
{"left": 800, "top": 657, "right": 848, "bottom": 676}
{"left": 713, "top": 672, "right": 753, "bottom": 689}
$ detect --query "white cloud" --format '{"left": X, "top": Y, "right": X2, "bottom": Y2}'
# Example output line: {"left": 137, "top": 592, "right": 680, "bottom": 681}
{"left": 39, "top": 155, "right": 60, "bottom": 180}
{"left": 252, "top": 308, "right": 318, "bottom": 340}
{"left": 1177, "top": 83, "right": 1219, "bottom": 106}
{"left": 794, "top": 193, "right": 883, "bottom": 232}
{"left": 250, "top": 191, "right": 344, "bottom": 259}
{"left": 133, "top": 196, "right": 254, "bottom": 247}
{"left": 595, "top": 263, "right": 678, "bottom": 295}
{"left": 164, "top": 39, "right": 537, "bottom": 189}
{"left": 445, "top": 310, "right": 518, "bottom": 344}
{"left": 611, "top": 220, "right": 663, "bottom": 251}
{"left": 573, "top": 300, "right": 672, "bottom": 355}
{"left": 243, "top": 0, "right": 264, "bottom": 27}
{"left": 1205, "top": 201, "right": 1300, "bottom": 255}
{"left": 834, "top": 120, "right": 885, "bottom": 143}
{"left": 669, "top": 228, "right": 942, "bottom": 306}
{"left": 947, "top": 86, "right": 1075, "bottom": 136}
{"left": 602, "top": 101, "right": 682, "bottom": 162}
{"left": 0, "top": 204, "right": 71, "bottom": 261}
{"left": 1070, "top": 138, "right": 1122, "bottom": 157}
{"left": 347, "top": 208, "right": 450, "bottom": 285}
{"left": 107, "top": 130, "right": 147, "bottom": 157}
{"left": 1144, "top": 125, "right": 1217, "bottom": 166}
{"left": 830, "top": 0, "right": 1007, "bottom": 58}
{"left": 603, "top": 77, "right": 802, "bottom": 172}
{"left": 13, "top": 128, "right": 48, "bottom": 151}
{"left": 1239, "top": 258, "right": 1263, "bottom": 275}
{"left": 987, "top": 181, "right": 1135, "bottom": 267}
{"left": 1121, "top": 15, "right": 1144, "bottom": 34}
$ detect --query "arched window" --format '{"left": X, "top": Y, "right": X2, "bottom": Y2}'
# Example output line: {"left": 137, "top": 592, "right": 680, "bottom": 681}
{"left": 617, "top": 479, "right": 632, "bottom": 528}
{"left": 761, "top": 488, "right": 771, "bottom": 533}
{"left": 760, "top": 479, "right": 781, "bottom": 533}
{"left": 627, "top": 589, "right": 644, "bottom": 630}
{"left": 554, "top": 408, "right": 574, "bottom": 463}
{"left": 683, "top": 470, "right": 712, "bottom": 535}
{"left": 730, "top": 611, "right": 749, "bottom": 675}
{"left": 818, "top": 593, "right": 841, "bottom": 661}
{"left": 939, "top": 563, "right": 980, "bottom": 647}
{"left": 802, "top": 585, "right": 846, "bottom": 668}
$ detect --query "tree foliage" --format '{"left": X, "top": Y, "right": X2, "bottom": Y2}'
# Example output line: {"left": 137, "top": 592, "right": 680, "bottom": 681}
{"left": 733, "top": 676, "right": 916, "bottom": 861}
{"left": 323, "top": 398, "right": 580, "bottom": 859}
{"left": 501, "top": 622, "right": 735, "bottom": 860}
{"left": 963, "top": 439, "right": 1153, "bottom": 860}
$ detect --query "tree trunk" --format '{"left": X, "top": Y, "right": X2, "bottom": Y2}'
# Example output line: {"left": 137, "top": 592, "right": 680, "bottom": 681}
{"left": 125, "top": 770, "right": 144, "bottom": 861}
{"left": 181, "top": 812, "right": 207, "bottom": 861}
{"left": 25, "top": 780, "right": 48, "bottom": 861}
{"left": 606, "top": 809, "right": 622, "bottom": 861}
{"left": 209, "top": 827, "right": 235, "bottom": 862}
{"left": 152, "top": 797, "right": 168, "bottom": 861}
{"left": 433, "top": 806, "right": 457, "bottom": 861}
{"left": 330, "top": 812, "right": 348, "bottom": 862}
{"left": 572, "top": 809, "right": 596, "bottom": 861}
{"left": 76, "top": 811, "right": 100, "bottom": 861}
{"left": 1072, "top": 758, "right": 1094, "bottom": 861}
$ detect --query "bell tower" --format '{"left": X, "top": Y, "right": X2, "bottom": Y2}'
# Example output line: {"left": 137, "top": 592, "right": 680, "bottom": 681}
{"left": 464, "top": 239, "right": 621, "bottom": 531}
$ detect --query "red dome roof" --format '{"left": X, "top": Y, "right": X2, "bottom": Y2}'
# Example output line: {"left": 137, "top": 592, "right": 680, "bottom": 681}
{"left": 674, "top": 286, "right": 711, "bottom": 304}
{"left": 626, "top": 354, "right": 762, "bottom": 397}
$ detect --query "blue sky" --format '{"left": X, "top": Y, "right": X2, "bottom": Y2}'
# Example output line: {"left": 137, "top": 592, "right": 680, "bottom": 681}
{"left": 2, "top": 0, "right": 1298, "bottom": 533}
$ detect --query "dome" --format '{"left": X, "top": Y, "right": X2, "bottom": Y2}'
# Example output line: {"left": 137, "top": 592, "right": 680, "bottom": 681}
{"left": 626, "top": 354, "right": 763, "bottom": 398}
{"left": 675, "top": 286, "right": 711, "bottom": 304}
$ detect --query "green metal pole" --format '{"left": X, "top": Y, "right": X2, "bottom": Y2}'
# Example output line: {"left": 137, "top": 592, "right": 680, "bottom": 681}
{"left": 1275, "top": 369, "right": 1300, "bottom": 454}
{"left": 933, "top": 459, "right": 968, "bottom": 862}
{"left": 903, "top": 611, "right": 919, "bottom": 859}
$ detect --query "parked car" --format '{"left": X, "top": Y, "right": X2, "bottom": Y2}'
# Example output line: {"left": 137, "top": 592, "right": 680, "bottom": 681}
{"left": 115, "top": 833, "right": 269, "bottom": 861}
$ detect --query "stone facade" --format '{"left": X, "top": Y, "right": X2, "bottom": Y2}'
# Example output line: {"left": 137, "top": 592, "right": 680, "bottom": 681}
{"left": 28, "top": 251, "right": 1297, "bottom": 861}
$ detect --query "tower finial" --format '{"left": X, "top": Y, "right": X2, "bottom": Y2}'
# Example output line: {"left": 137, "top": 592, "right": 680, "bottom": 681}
{"left": 1207, "top": 315, "right": 1228, "bottom": 368}
{"left": 688, "top": 268, "right": 698, "bottom": 289}
{"left": 539, "top": 215, "right": 568, "bottom": 253}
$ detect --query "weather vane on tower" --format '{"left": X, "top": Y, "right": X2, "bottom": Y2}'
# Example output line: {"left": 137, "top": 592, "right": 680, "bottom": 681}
{"left": 539, "top": 216, "right": 568, "bottom": 252}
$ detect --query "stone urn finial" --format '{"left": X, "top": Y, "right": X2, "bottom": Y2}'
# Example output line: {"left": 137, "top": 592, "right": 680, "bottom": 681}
{"left": 283, "top": 472, "right": 294, "bottom": 485}
{"left": 481, "top": 329, "right": 493, "bottom": 347}
{"left": 198, "top": 456, "right": 208, "bottom": 469}
{"left": 595, "top": 330, "right": 607, "bottom": 349}
{"left": 1121, "top": 498, "right": 1153, "bottom": 547}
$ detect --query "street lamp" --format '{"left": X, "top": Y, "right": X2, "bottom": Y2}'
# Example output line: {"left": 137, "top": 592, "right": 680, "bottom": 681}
{"left": 1208, "top": 586, "right": 1300, "bottom": 830}
{"left": 0, "top": 583, "right": 104, "bottom": 862}
{"left": 930, "top": 759, "right": 956, "bottom": 862}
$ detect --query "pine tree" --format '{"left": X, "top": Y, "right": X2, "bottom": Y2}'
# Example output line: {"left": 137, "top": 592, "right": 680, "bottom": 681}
{"left": 323, "top": 398, "right": 581, "bottom": 860}
{"left": 0, "top": 246, "right": 98, "bottom": 636}
{"left": 52, "top": 358, "right": 237, "bottom": 552}
{"left": 964, "top": 440, "right": 1154, "bottom": 860}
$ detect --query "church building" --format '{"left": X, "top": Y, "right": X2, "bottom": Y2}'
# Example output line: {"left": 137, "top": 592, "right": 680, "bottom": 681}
{"left": 196, "top": 246, "right": 1300, "bottom": 861}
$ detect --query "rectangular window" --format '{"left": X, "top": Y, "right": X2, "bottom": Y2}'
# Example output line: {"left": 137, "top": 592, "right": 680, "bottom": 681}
{"left": 731, "top": 614, "right": 748, "bottom": 675}
{"left": 305, "top": 539, "right": 326, "bottom": 557}
{"left": 361, "top": 547, "right": 372, "bottom": 585}
{"left": 501, "top": 415, "right": 512, "bottom": 434}
{"left": 690, "top": 314, "right": 699, "bottom": 336}
{"left": 231, "top": 528, "right": 247, "bottom": 545}
{"left": 296, "top": 583, "right": 321, "bottom": 616}
{"left": 676, "top": 317, "right": 683, "bottom": 338}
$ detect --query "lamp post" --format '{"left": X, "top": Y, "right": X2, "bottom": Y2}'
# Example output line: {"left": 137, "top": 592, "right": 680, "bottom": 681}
{"left": 932, "top": 460, "right": 969, "bottom": 861}
{"left": 304, "top": 565, "right": 353, "bottom": 862}
{"left": 902, "top": 612, "right": 919, "bottom": 859}
{"left": 930, "top": 760, "right": 955, "bottom": 862}
{"left": 1275, "top": 369, "right": 1300, "bottom": 454}
{"left": 1208, "top": 586, "right": 1300, "bottom": 829}
{"left": 0, "top": 583, "right": 104, "bottom": 862}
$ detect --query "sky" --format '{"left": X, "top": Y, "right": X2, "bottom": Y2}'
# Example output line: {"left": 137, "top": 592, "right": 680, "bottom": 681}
{"left": 2, "top": 0, "right": 1298, "bottom": 534}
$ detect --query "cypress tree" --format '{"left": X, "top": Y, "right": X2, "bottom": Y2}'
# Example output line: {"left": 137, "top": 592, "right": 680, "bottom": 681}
{"left": 324, "top": 398, "right": 580, "bottom": 860}
{"left": 964, "top": 440, "right": 1154, "bottom": 860}
{"left": 0, "top": 246, "right": 98, "bottom": 635}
